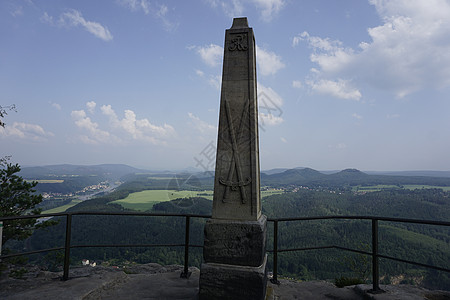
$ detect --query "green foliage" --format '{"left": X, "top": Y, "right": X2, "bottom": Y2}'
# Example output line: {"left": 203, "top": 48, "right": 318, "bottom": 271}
{"left": 335, "top": 276, "right": 364, "bottom": 288}
{"left": 9, "top": 268, "right": 27, "bottom": 279}
{"left": 341, "top": 243, "right": 371, "bottom": 282}
{"left": 0, "top": 161, "right": 43, "bottom": 246}
{"left": 0, "top": 104, "right": 16, "bottom": 128}
{"left": 44, "top": 250, "right": 65, "bottom": 272}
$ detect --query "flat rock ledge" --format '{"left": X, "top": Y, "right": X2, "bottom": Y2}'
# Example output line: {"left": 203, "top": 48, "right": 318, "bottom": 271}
{"left": 1, "top": 264, "right": 449, "bottom": 299}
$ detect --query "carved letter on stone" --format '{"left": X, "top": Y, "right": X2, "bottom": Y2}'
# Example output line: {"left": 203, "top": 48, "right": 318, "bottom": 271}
{"left": 228, "top": 34, "right": 248, "bottom": 51}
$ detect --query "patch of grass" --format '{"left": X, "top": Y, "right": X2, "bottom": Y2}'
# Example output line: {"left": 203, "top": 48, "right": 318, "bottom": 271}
{"left": 261, "top": 189, "right": 284, "bottom": 198}
{"left": 111, "top": 188, "right": 284, "bottom": 211}
{"left": 9, "top": 268, "right": 27, "bottom": 280}
{"left": 43, "top": 200, "right": 82, "bottom": 214}
{"left": 34, "top": 179, "right": 65, "bottom": 183}
{"left": 111, "top": 190, "right": 213, "bottom": 211}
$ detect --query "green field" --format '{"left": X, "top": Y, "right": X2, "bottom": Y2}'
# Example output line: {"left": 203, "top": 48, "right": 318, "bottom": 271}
{"left": 112, "top": 188, "right": 284, "bottom": 211}
{"left": 42, "top": 200, "right": 83, "bottom": 214}
{"left": 111, "top": 190, "right": 213, "bottom": 211}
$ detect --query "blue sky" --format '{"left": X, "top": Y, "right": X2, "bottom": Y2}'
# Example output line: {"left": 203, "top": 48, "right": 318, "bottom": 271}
{"left": 1, "top": 0, "right": 450, "bottom": 172}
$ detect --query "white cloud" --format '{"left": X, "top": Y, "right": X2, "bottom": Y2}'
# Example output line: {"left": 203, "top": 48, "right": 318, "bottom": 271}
{"left": 188, "top": 112, "right": 217, "bottom": 133}
{"left": 329, "top": 143, "right": 347, "bottom": 150}
{"left": 194, "top": 69, "right": 221, "bottom": 90}
{"left": 336, "top": 143, "right": 347, "bottom": 149}
{"left": 352, "top": 113, "right": 363, "bottom": 120}
{"left": 206, "top": 0, "right": 284, "bottom": 21}
{"left": 306, "top": 79, "right": 361, "bottom": 101}
{"left": 208, "top": 75, "right": 222, "bottom": 90}
{"left": 86, "top": 101, "right": 96, "bottom": 114}
{"left": 259, "top": 113, "right": 283, "bottom": 126}
{"left": 100, "top": 104, "right": 175, "bottom": 144}
{"left": 42, "top": 10, "right": 113, "bottom": 41}
{"left": 50, "top": 102, "right": 62, "bottom": 110}
{"left": 195, "top": 44, "right": 223, "bottom": 67}
{"left": 280, "top": 137, "right": 287, "bottom": 143}
{"left": 71, "top": 110, "right": 114, "bottom": 144}
{"left": 292, "top": 80, "right": 303, "bottom": 89}
{"left": 40, "top": 12, "right": 53, "bottom": 24}
{"left": 205, "top": 0, "right": 244, "bottom": 18}
{"left": 256, "top": 46, "right": 285, "bottom": 76}
{"left": 294, "top": 0, "right": 450, "bottom": 98}
{"left": 0, "top": 122, "right": 54, "bottom": 142}
{"left": 10, "top": 6, "right": 24, "bottom": 17}
{"left": 251, "top": 0, "right": 285, "bottom": 21}
{"left": 387, "top": 113, "right": 400, "bottom": 119}
{"left": 117, "top": 0, "right": 177, "bottom": 31}
{"left": 258, "top": 84, "right": 284, "bottom": 127}
{"left": 59, "top": 9, "right": 113, "bottom": 41}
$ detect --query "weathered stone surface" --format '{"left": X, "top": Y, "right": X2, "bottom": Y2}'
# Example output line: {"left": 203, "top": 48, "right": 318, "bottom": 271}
{"left": 199, "top": 17, "right": 268, "bottom": 300}
{"left": 203, "top": 214, "right": 266, "bottom": 266}
{"left": 212, "top": 17, "right": 261, "bottom": 221}
{"left": 199, "top": 255, "right": 267, "bottom": 300}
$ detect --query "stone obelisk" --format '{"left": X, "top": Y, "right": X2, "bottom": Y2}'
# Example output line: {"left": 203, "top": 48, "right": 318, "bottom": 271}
{"left": 199, "top": 17, "right": 267, "bottom": 300}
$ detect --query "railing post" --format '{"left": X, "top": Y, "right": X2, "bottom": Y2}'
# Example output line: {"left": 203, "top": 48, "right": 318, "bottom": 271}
{"left": 270, "top": 220, "right": 280, "bottom": 284}
{"left": 63, "top": 213, "right": 72, "bottom": 281}
{"left": 370, "top": 219, "right": 382, "bottom": 293}
{"left": 180, "top": 216, "right": 191, "bottom": 278}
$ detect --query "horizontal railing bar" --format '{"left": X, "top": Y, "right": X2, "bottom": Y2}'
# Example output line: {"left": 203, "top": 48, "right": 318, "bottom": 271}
{"left": 0, "top": 213, "right": 68, "bottom": 221}
{"left": 70, "top": 212, "right": 212, "bottom": 218}
{"left": 378, "top": 254, "right": 450, "bottom": 273}
{"left": 0, "top": 247, "right": 65, "bottom": 259}
{"left": 268, "top": 245, "right": 335, "bottom": 253}
{"left": 0, "top": 212, "right": 212, "bottom": 222}
{"left": 333, "top": 245, "right": 372, "bottom": 256}
{"left": 267, "top": 215, "right": 450, "bottom": 226}
{"left": 71, "top": 244, "right": 186, "bottom": 248}
{"left": 2, "top": 212, "right": 448, "bottom": 226}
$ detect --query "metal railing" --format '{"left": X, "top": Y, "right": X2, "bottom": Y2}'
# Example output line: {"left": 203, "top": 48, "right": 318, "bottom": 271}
{"left": 0, "top": 212, "right": 210, "bottom": 280}
{"left": 267, "top": 216, "right": 450, "bottom": 292}
{"left": 1, "top": 212, "right": 449, "bottom": 292}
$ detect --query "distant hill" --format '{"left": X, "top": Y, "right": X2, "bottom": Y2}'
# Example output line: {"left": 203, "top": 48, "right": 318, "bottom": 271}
{"left": 19, "top": 164, "right": 146, "bottom": 180}
{"left": 262, "top": 167, "right": 450, "bottom": 188}
{"left": 366, "top": 170, "right": 450, "bottom": 178}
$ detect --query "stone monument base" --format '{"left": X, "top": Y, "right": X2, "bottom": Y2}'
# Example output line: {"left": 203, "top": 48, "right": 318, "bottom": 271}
{"left": 203, "top": 215, "right": 267, "bottom": 267}
{"left": 199, "top": 255, "right": 267, "bottom": 300}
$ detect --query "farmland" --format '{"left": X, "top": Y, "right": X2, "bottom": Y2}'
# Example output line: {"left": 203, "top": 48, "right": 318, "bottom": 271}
{"left": 111, "top": 188, "right": 284, "bottom": 211}
{"left": 42, "top": 200, "right": 83, "bottom": 214}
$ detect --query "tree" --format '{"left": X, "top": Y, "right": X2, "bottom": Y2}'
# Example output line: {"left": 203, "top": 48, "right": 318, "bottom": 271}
{"left": 0, "top": 158, "right": 45, "bottom": 246}
{"left": 0, "top": 104, "right": 16, "bottom": 128}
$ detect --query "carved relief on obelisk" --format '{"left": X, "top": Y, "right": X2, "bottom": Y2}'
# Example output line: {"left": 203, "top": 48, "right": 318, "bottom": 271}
{"left": 212, "top": 17, "right": 261, "bottom": 221}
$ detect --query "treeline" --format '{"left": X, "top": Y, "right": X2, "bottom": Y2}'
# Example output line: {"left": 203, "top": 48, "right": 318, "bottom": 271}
{"left": 33, "top": 176, "right": 106, "bottom": 194}
{"left": 260, "top": 168, "right": 450, "bottom": 189}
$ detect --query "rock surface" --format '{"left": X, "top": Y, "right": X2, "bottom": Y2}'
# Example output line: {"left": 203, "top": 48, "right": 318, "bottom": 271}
{"left": 1, "top": 263, "right": 449, "bottom": 299}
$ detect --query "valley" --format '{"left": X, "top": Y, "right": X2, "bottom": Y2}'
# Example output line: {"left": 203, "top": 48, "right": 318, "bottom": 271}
{"left": 6, "top": 164, "right": 449, "bottom": 290}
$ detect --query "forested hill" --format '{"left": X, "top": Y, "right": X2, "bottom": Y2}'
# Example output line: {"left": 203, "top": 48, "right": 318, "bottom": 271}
{"left": 19, "top": 164, "right": 146, "bottom": 180}
{"left": 261, "top": 168, "right": 450, "bottom": 188}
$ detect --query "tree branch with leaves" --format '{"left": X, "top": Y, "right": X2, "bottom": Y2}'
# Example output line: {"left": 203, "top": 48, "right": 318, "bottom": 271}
{"left": 0, "top": 158, "right": 55, "bottom": 247}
